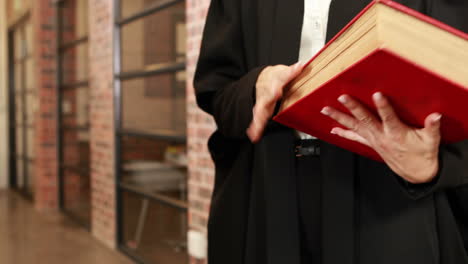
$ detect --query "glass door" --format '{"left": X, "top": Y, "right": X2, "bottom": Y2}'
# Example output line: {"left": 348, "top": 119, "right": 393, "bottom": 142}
{"left": 9, "top": 16, "right": 36, "bottom": 199}
{"left": 115, "top": 0, "right": 189, "bottom": 263}
{"left": 57, "top": 0, "right": 91, "bottom": 228}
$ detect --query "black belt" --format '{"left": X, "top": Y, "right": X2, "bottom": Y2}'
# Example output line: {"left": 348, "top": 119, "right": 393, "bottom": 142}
{"left": 295, "top": 139, "right": 321, "bottom": 157}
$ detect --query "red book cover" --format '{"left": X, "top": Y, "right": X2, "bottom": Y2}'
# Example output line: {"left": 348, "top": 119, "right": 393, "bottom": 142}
{"left": 273, "top": 0, "right": 468, "bottom": 161}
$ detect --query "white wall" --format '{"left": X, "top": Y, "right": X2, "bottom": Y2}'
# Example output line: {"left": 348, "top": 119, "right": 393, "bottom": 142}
{"left": 0, "top": 0, "right": 9, "bottom": 189}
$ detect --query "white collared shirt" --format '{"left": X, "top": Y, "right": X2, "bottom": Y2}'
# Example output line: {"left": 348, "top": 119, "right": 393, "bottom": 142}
{"left": 297, "top": 0, "right": 332, "bottom": 139}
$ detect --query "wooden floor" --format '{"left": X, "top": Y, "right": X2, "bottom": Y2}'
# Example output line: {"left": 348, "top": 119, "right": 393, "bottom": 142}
{"left": 0, "top": 190, "right": 133, "bottom": 264}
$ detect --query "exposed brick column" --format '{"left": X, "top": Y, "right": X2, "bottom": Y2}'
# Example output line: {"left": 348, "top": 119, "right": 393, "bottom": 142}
{"left": 88, "top": 0, "right": 116, "bottom": 249}
{"left": 33, "top": 0, "right": 59, "bottom": 211}
{"left": 186, "top": 0, "right": 213, "bottom": 263}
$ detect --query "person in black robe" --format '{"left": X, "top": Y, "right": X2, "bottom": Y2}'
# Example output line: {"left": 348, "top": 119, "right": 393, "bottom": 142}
{"left": 193, "top": 0, "right": 468, "bottom": 263}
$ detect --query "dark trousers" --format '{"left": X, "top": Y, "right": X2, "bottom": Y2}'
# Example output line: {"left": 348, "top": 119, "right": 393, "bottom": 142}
{"left": 296, "top": 147, "right": 322, "bottom": 264}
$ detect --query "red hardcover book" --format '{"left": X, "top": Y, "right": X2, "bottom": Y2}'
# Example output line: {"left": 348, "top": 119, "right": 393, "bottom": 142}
{"left": 273, "top": 0, "right": 468, "bottom": 161}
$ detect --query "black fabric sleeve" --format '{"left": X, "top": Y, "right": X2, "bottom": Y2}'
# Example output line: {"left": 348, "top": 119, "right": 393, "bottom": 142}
{"left": 394, "top": 140, "right": 468, "bottom": 200}
{"left": 193, "top": 0, "right": 267, "bottom": 139}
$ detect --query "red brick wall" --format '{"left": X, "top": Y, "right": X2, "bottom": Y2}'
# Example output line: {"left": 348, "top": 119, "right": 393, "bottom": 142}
{"left": 33, "top": 0, "right": 59, "bottom": 211}
{"left": 186, "top": 0, "right": 213, "bottom": 263}
{"left": 88, "top": 0, "right": 116, "bottom": 249}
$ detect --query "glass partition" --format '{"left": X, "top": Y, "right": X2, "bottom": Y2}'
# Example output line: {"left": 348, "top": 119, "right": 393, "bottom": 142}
{"left": 10, "top": 16, "right": 36, "bottom": 198}
{"left": 57, "top": 0, "right": 91, "bottom": 228}
{"left": 115, "top": 0, "right": 188, "bottom": 263}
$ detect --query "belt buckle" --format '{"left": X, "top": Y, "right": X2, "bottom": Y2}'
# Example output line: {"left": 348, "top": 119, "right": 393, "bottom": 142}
{"left": 295, "top": 143, "right": 320, "bottom": 157}
{"left": 295, "top": 145, "right": 303, "bottom": 157}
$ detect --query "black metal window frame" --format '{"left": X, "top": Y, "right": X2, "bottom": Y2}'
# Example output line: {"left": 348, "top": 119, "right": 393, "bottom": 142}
{"left": 8, "top": 28, "right": 18, "bottom": 191}
{"left": 55, "top": 0, "right": 91, "bottom": 229}
{"left": 113, "top": 0, "right": 188, "bottom": 263}
{"left": 8, "top": 12, "right": 35, "bottom": 201}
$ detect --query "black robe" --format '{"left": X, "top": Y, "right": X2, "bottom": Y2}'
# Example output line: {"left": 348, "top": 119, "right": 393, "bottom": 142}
{"left": 194, "top": 0, "right": 468, "bottom": 263}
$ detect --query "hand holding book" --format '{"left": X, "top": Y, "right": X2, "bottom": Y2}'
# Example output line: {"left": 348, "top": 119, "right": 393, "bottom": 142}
{"left": 247, "top": 62, "right": 303, "bottom": 143}
{"left": 273, "top": 0, "right": 468, "bottom": 161}
{"left": 321, "top": 92, "right": 441, "bottom": 184}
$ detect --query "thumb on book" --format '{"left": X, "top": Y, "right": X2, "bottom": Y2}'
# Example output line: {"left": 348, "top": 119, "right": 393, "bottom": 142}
{"left": 423, "top": 113, "right": 442, "bottom": 139}
{"left": 286, "top": 61, "right": 305, "bottom": 82}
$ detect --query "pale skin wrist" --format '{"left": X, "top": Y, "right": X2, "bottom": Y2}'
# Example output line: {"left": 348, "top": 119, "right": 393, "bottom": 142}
{"left": 399, "top": 153, "right": 439, "bottom": 184}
